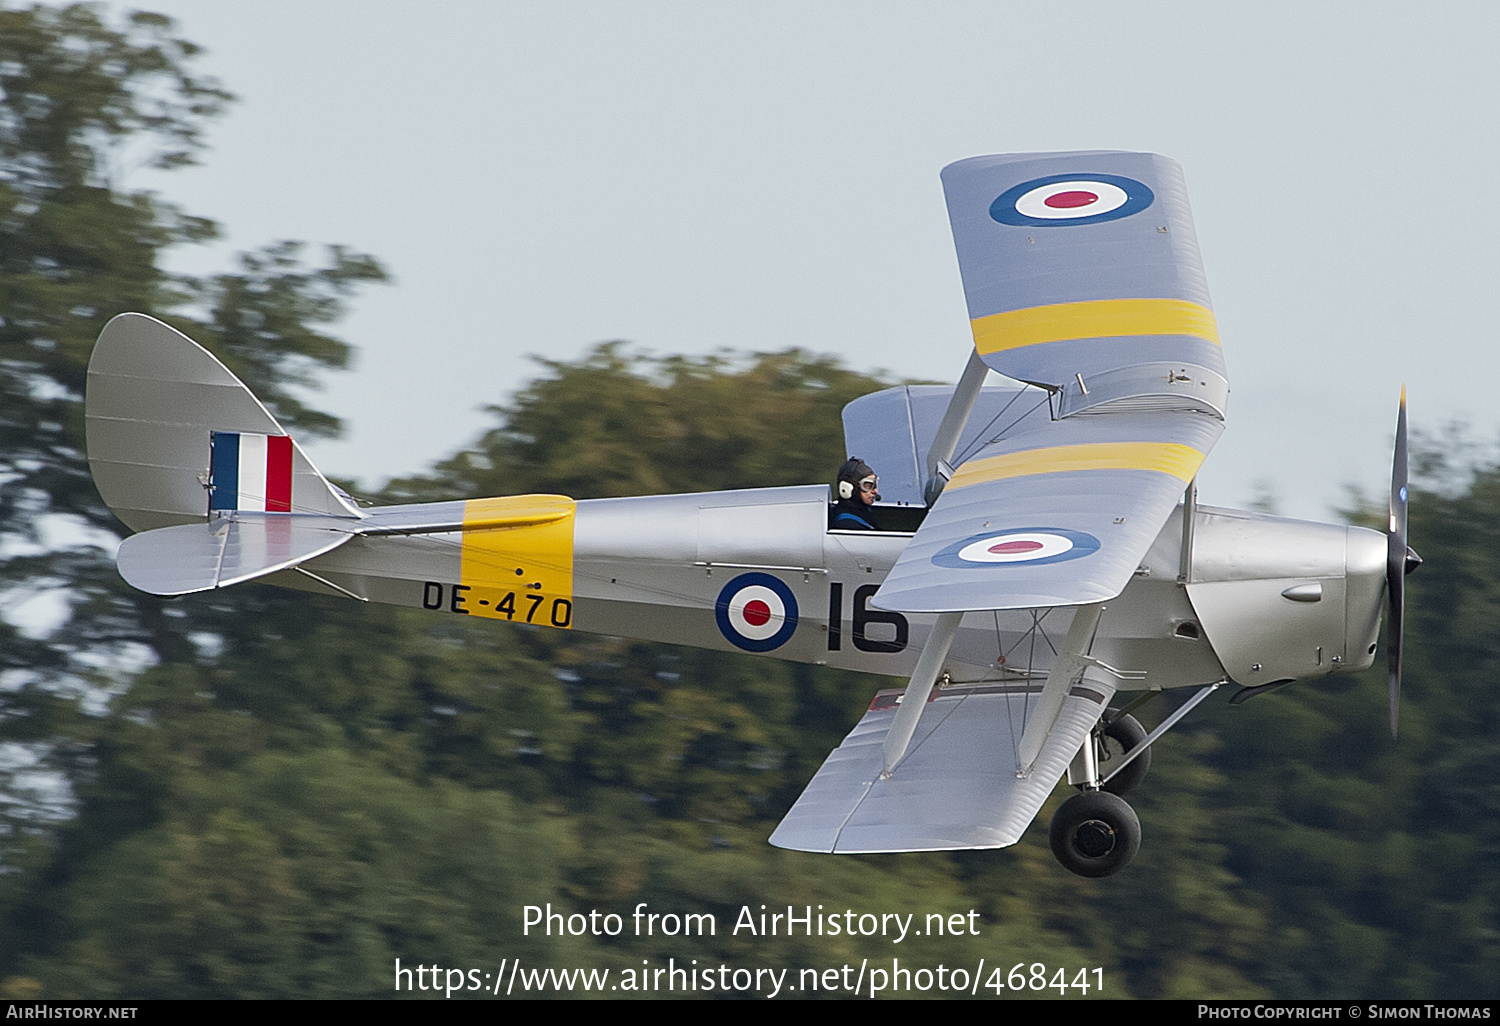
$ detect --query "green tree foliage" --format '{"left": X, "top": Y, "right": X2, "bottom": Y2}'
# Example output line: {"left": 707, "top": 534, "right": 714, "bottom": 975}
{"left": 1191, "top": 444, "right": 1500, "bottom": 997}
{"left": 0, "top": 0, "right": 385, "bottom": 669}
{"left": 26, "top": 747, "right": 572, "bottom": 998}
{"left": 0, "top": 0, "right": 391, "bottom": 977}
{"left": 388, "top": 342, "right": 893, "bottom": 502}
{"left": 0, "top": 1, "right": 384, "bottom": 750}
{"left": 0, "top": 1, "right": 223, "bottom": 694}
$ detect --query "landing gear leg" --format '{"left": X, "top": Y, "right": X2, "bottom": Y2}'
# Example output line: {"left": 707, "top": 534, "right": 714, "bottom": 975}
{"left": 1066, "top": 709, "right": 1150, "bottom": 795}
{"left": 1098, "top": 712, "right": 1150, "bottom": 797}
{"left": 1053, "top": 709, "right": 1146, "bottom": 877}
{"left": 1050, "top": 681, "right": 1226, "bottom": 877}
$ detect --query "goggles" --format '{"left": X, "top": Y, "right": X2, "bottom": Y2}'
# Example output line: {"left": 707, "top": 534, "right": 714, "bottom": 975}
{"left": 859, "top": 476, "right": 879, "bottom": 493}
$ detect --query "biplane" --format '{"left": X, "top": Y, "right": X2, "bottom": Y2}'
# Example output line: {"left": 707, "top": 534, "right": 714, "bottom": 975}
{"left": 85, "top": 151, "right": 1417, "bottom": 877}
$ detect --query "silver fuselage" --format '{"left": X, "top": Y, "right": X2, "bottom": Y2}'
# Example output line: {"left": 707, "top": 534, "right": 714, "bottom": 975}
{"left": 275, "top": 485, "right": 1386, "bottom": 693}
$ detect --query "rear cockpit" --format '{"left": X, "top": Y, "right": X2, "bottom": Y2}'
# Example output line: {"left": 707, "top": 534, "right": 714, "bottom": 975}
{"left": 826, "top": 502, "right": 928, "bottom": 534}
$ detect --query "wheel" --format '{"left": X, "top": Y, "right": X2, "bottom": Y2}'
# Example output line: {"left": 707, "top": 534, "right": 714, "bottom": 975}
{"left": 1097, "top": 712, "right": 1150, "bottom": 797}
{"left": 1050, "top": 790, "right": 1141, "bottom": 878}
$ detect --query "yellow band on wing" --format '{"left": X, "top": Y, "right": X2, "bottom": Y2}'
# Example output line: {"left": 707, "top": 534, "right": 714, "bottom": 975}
{"left": 970, "top": 298, "right": 1219, "bottom": 356}
{"left": 459, "top": 494, "right": 576, "bottom": 628}
{"left": 948, "top": 442, "right": 1205, "bottom": 490}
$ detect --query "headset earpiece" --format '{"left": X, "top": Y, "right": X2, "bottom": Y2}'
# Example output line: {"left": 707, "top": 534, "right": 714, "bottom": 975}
{"left": 839, "top": 480, "right": 854, "bottom": 499}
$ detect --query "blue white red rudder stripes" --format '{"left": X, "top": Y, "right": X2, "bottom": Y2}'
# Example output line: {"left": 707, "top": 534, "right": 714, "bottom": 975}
{"left": 210, "top": 431, "right": 294, "bottom": 512}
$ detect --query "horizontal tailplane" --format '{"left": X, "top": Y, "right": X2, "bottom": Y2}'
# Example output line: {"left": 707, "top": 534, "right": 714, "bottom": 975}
{"left": 116, "top": 514, "right": 355, "bottom": 596}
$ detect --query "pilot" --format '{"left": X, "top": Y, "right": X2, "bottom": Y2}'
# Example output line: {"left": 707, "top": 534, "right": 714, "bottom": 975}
{"left": 832, "top": 457, "right": 880, "bottom": 530}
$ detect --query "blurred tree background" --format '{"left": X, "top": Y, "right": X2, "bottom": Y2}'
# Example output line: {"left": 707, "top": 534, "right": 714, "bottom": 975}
{"left": 1, "top": 2, "right": 1496, "bottom": 1000}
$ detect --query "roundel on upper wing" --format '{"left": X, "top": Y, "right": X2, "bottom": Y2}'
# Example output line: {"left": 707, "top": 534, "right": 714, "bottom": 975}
{"left": 990, "top": 173, "right": 1154, "bottom": 227}
{"left": 715, "top": 572, "right": 799, "bottom": 652}
{"left": 931, "top": 528, "right": 1101, "bottom": 570}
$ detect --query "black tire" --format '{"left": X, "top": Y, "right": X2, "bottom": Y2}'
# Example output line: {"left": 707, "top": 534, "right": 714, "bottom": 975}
{"left": 1098, "top": 712, "right": 1150, "bottom": 797}
{"left": 1049, "top": 790, "right": 1141, "bottom": 878}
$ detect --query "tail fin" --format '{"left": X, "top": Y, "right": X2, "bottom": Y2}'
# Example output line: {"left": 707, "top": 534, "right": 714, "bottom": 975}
{"left": 86, "top": 313, "right": 361, "bottom": 533}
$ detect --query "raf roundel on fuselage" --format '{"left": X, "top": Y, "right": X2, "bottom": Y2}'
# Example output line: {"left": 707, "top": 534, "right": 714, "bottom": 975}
{"left": 715, "top": 572, "right": 800, "bottom": 653}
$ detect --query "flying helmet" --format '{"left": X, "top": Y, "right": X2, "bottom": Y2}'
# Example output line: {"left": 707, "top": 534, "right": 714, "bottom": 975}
{"left": 837, "top": 457, "right": 879, "bottom": 501}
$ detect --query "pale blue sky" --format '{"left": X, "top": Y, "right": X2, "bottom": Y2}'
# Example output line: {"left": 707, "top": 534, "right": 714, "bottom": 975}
{"left": 123, "top": 1, "right": 1500, "bottom": 519}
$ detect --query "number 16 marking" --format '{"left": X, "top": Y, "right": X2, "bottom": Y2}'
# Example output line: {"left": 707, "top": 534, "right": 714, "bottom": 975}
{"left": 827, "top": 582, "right": 908, "bottom": 654}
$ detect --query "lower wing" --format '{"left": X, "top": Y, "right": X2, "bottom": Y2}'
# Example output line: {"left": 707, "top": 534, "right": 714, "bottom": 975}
{"left": 770, "top": 679, "right": 1114, "bottom": 853}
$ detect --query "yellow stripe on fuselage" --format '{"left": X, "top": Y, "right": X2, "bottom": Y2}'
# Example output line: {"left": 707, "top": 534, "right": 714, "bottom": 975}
{"left": 458, "top": 494, "right": 576, "bottom": 628}
{"left": 948, "top": 442, "right": 1205, "bottom": 490}
{"left": 970, "top": 298, "right": 1219, "bottom": 356}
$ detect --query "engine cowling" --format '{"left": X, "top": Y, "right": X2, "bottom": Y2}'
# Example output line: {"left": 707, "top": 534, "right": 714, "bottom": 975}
{"left": 1181, "top": 507, "right": 1387, "bottom": 685}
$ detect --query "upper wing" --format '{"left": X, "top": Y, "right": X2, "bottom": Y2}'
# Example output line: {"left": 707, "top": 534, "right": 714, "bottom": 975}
{"left": 943, "top": 151, "right": 1223, "bottom": 390}
{"left": 874, "top": 151, "right": 1225, "bottom": 613}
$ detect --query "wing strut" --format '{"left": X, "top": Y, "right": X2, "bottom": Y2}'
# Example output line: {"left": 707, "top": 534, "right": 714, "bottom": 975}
{"left": 881, "top": 610, "right": 964, "bottom": 776}
{"left": 922, "top": 350, "right": 989, "bottom": 506}
{"left": 1016, "top": 602, "right": 1106, "bottom": 773}
{"left": 1178, "top": 478, "right": 1198, "bottom": 584}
